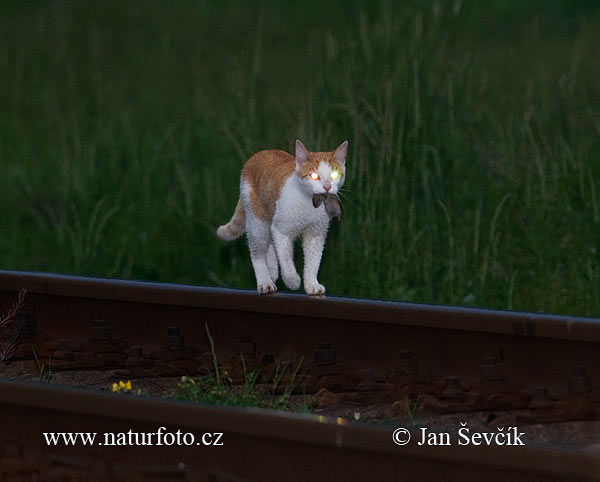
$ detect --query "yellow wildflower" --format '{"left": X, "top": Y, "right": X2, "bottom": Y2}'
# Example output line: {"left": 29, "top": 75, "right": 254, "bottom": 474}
{"left": 112, "top": 380, "right": 132, "bottom": 393}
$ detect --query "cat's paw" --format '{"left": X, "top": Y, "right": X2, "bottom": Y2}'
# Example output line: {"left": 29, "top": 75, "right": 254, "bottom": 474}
{"left": 257, "top": 283, "right": 277, "bottom": 295}
{"left": 282, "top": 271, "right": 301, "bottom": 291}
{"left": 305, "top": 282, "right": 326, "bottom": 296}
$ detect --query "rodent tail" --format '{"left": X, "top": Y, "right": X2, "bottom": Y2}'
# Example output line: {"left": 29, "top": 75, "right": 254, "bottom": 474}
{"left": 217, "top": 199, "right": 246, "bottom": 241}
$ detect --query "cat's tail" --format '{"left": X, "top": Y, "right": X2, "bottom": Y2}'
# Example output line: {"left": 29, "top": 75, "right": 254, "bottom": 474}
{"left": 217, "top": 199, "right": 246, "bottom": 241}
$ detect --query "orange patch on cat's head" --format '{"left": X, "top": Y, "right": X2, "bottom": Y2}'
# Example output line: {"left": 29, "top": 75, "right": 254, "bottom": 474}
{"left": 295, "top": 140, "right": 348, "bottom": 179}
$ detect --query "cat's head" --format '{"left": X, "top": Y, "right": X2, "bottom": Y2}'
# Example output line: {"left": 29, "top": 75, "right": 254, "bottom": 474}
{"left": 295, "top": 140, "right": 348, "bottom": 196}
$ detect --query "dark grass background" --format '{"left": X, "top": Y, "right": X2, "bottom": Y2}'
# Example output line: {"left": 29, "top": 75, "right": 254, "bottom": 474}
{"left": 1, "top": 0, "right": 599, "bottom": 315}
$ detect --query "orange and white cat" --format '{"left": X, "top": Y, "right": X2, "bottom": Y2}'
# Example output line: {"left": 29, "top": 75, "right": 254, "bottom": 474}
{"left": 217, "top": 140, "right": 348, "bottom": 295}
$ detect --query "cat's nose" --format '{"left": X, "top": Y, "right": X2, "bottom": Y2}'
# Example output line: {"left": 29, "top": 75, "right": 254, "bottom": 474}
{"left": 323, "top": 181, "right": 331, "bottom": 192}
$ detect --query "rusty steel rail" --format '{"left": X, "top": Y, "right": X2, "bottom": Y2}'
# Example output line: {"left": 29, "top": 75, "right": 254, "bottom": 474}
{"left": 0, "top": 270, "right": 599, "bottom": 341}
{"left": 1, "top": 379, "right": 600, "bottom": 482}
{"left": 0, "top": 270, "right": 600, "bottom": 421}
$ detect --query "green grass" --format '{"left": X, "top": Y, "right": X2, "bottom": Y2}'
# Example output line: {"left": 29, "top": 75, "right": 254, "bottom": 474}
{"left": 0, "top": 1, "right": 599, "bottom": 316}
{"left": 172, "top": 324, "right": 310, "bottom": 411}
{"left": 172, "top": 371, "right": 311, "bottom": 411}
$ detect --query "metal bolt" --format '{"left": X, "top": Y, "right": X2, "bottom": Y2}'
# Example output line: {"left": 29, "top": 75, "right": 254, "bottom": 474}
{"left": 130, "top": 346, "right": 143, "bottom": 357}
{"left": 54, "top": 338, "right": 74, "bottom": 360}
{"left": 441, "top": 375, "right": 464, "bottom": 399}
{"left": 568, "top": 364, "right": 592, "bottom": 394}
{"left": 125, "top": 346, "right": 145, "bottom": 365}
{"left": 198, "top": 352, "right": 215, "bottom": 371}
{"left": 481, "top": 354, "right": 504, "bottom": 382}
{"left": 166, "top": 327, "right": 184, "bottom": 350}
{"left": 529, "top": 386, "right": 552, "bottom": 409}
{"left": 315, "top": 342, "right": 335, "bottom": 365}
{"left": 261, "top": 352, "right": 275, "bottom": 365}
{"left": 357, "top": 369, "right": 378, "bottom": 391}
{"left": 92, "top": 320, "right": 112, "bottom": 340}
{"left": 394, "top": 350, "right": 417, "bottom": 376}
{"left": 57, "top": 338, "right": 70, "bottom": 352}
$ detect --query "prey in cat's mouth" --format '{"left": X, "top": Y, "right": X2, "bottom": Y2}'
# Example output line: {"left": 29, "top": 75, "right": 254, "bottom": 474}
{"left": 312, "top": 193, "right": 341, "bottom": 220}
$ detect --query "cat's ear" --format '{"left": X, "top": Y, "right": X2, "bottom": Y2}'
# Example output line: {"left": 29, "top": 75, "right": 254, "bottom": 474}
{"left": 295, "top": 139, "right": 309, "bottom": 167}
{"left": 333, "top": 140, "right": 348, "bottom": 165}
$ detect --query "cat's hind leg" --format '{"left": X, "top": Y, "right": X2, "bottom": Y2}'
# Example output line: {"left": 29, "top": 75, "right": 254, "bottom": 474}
{"left": 241, "top": 181, "right": 276, "bottom": 294}
{"left": 247, "top": 227, "right": 277, "bottom": 294}
{"left": 266, "top": 243, "right": 279, "bottom": 283}
{"left": 245, "top": 214, "right": 277, "bottom": 295}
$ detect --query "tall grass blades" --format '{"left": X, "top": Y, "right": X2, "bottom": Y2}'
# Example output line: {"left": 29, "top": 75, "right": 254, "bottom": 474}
{"left": 0, "top": 0, "right": 598, "bottom": 316}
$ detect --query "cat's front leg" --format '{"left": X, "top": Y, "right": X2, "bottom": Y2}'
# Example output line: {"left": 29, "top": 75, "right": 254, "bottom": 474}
{"left": 302, "top": 228, "right": 327, "bottom": 296}
{"left": 271, "top": 227, "right": 301, "bottom": 290}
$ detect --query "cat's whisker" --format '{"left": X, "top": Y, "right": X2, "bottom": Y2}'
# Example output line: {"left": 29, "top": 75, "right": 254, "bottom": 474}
{"left": 338, "top": 189, "right": 354, "bottom": 194}
{"left": 336, "top": 191, "right": 355, "bottom": 207}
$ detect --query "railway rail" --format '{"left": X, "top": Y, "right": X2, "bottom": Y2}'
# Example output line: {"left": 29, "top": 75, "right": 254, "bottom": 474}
{"left": 0, "top": 269, "right": 600, "bottom": 480}
{"left": 2, "top": 379, "right": 600, "bottom": 482}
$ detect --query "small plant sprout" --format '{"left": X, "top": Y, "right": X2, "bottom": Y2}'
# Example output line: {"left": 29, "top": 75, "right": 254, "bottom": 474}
{"left": 0, "top": 289, "right": 27, "bottom": 366}
{"left": 32, "top": 346, "right": 52, "bottom": 383}
{"left": 404, "top": 394, "right": 422, "bottom": 428}
{"left": 172, "top": 325, "right": 311, "bottom": 412}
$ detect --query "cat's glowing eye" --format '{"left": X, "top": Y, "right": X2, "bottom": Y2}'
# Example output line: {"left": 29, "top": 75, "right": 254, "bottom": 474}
{"left": 330, "top": 171, "right": 339, "bottom": 180}
{"left": 310, "top": 172, "right": 319, "bottom": 180}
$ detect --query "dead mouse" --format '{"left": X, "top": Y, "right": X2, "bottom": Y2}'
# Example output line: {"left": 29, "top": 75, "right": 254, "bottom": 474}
{"left": 312, "top": 193, "right": 341, "bottom": 220}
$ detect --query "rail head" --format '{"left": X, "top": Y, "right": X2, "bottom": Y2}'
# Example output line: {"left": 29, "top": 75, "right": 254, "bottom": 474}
{"left": 0, "top": 270, "right": 599, "bottom": 343}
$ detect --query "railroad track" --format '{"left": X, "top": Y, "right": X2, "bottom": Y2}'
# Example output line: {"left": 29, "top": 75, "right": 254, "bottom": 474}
{"left": 2, "top": 379, "right": 600, "bottom": 482}
{"left": 1, "top": 270, "right": 600, "bottom": 481}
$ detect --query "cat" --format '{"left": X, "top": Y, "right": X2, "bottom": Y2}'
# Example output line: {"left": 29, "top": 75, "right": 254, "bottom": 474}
{"left": 217, "top": 139, "right": 348, "bottom": 295}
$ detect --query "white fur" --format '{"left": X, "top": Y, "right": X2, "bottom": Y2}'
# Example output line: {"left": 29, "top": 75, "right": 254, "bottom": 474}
{"left": 240, "top": 180, "right": 278, "bottom": 294}
{"left": 297, "top": 162, "right": 343, "bottom": 196}
{"left": 273, "top": 175, "right": 330, "bottom": 295}
{"left": 216, "top": 225, "right": 238, "bottom": 241}
{"left": 241, "top": 161, "right": 343, "bottom": 295}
